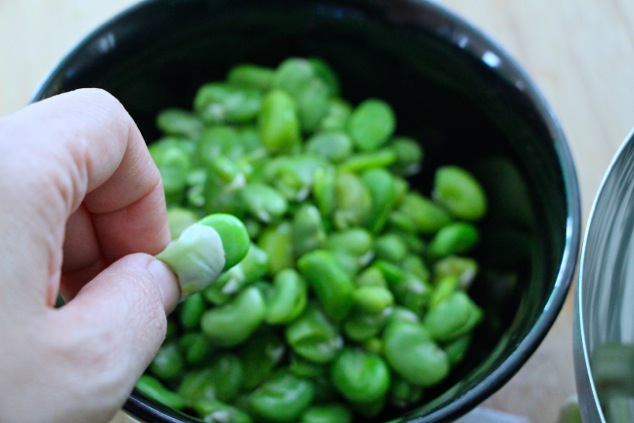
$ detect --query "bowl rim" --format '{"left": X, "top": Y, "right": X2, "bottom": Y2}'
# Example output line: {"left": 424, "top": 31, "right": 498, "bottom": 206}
{"left": 32, "top": 0, "right": 582, "bottom": 421}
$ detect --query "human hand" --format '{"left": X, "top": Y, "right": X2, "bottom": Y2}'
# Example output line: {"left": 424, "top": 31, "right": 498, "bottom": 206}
{"left": 0, "top": 89, "right": 180, "bottom": 423}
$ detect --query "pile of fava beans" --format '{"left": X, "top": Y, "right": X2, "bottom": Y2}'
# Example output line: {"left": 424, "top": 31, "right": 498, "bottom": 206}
{"left": 138, "top": 57, "right": 488, "bottom": 423}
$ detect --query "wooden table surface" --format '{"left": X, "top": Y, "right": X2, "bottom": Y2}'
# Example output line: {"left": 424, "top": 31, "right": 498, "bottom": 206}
{"left": 2, "top": 1, "right": 633, "bottom": 422}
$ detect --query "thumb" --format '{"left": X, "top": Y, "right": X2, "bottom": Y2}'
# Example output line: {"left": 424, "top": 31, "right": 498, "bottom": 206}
{"left": 46, "top": 253, "right": 179, "bottom": 422}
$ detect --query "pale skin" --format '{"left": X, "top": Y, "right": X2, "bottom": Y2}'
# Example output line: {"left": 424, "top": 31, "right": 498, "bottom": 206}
{"left": 0, "top": 88, "right": 180, "bottom": 423}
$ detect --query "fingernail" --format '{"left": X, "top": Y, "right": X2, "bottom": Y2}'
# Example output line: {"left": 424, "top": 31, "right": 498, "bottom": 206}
{"left": 147, "top": 259, "right": 180, "bottom": 313}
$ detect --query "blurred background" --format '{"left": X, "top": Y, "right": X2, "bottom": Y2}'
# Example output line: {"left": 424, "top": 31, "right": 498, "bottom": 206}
{"left": 1, "top": 1, "right": 633, "bottom": 422}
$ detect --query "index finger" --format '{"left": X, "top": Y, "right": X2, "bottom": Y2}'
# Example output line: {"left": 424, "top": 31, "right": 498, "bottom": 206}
{"left": 0, "top": 88, "right": 170, "bottom": 303}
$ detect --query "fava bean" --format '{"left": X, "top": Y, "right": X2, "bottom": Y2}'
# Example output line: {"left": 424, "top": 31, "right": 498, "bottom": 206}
{"left": 347, "top": 99, "right": 395, "bottom": 151}
{"left": 285, "top": 304, "right": 343, "bottom": 363}
{"left": 330, "top": 348, "right": 391, "bottom": 404}
{"left": 247, "top": 371, "right": 315, "bottom": 422}
{"left": 427, "top": 222, "right": 479, "bottom": 259}
{"left": 259, "top": 89, "right": 301, "bottom": 153}
{"left": 149, "top": 341, "right": 184, "bottom": 382}
{"left": 300, "top": 403, "right": 353, "bottom": 423}
{"left": 423, "top": 291, "right": 483, "bottom": 342}
{"left": 193, "top": 399, "right": 253, "bottom": 423}
{"left": 265, "top": 269, "right": 308, "bottom": 324}
{"left": 297, "top": 250, "right": 355, "bottom": 322}
{"left": 194, "top": 82, "right": 262, "bottom": 124}
{"left": 136, "top": 375, "right": 185, "bottom": 411}
{"left": 383, "top": 320, "right": 450, "bottom": 387}
{"left": 238, "top": 329, "right": 286, "bottom": 390}
{"left": 433, "top": 165, "right": 487, "bottom": 220}
{"left": 201, "top": 286, "right": 266, "bottom": 347}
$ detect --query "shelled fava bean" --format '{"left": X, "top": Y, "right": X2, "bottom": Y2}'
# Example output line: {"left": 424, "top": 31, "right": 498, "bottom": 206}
{"left": 139, "top": 57, "right": 488, "bottom": 423}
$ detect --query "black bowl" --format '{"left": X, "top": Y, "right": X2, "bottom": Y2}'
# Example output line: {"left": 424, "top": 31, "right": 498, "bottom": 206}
{"left": 33, "top": 0, "right": 581, "bottom": 422}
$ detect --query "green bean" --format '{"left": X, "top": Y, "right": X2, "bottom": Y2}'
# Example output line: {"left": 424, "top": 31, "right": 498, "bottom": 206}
{"left": 300, "top": 403, "right": 353, "bottom": 423}
{"left": 392, "top": 193, "right": 452, "bottom": 235}
{"left": 265, "top": 155, "right": 328, "bottom": 201}
{"left": 180, "top": 332, "right": 215, "bottom": 366}
{"left": 285, "top": 304, "right": 343, "bottom": 363}
{"left": 272, "top": 58, "right": 330, "bottom": 132}
{"left": 308, "top": 57, "right": 340, "bottom": 97}
{"left": 238, "top": 328, "right": 286, "bottom": 390}
{"left": 228, "top": 64, "right": 274, "bottom": 91}
{"left": 272, "top": 58, "right": 316, "bottom": 97}
{"left": 318, "top": 97, "right": 352, "bottom": 132}
{"left": 194, "top": 82, "right": 262, "bottom": 124}
{"left": 305, "top": 131, "right": 353, "bottom": 163}
{"left": 401, "top": 254, "right": 430, "bottom": 281}
{"left": 247, "top": 371, "right": 315, "bottom": 423}
{"left": 389, "top": 376, "right": 423, "bottom": 409}
{"left": 193, "top": 399, "right": 253, "bottom": 423}
{"left": 347, "top": 99, "right": 395, "bottom": 151}
{"left": 374, "top": 233, "right": 408, "bottom": 263}
{"left": 443, "top": 333, "right": 473, "bottom": 365}
{"left": 427, "top": 222, "right": 479, "bottom": 259}
{"left": 332, "top": 171, "right": 372, "bottom": 230}
{"left": 352, "top": 285, "right": 394, "bottom": 315}
{"left": 389, "top": 136, "right": 423, "bottom": 176}
{"left": 259, "top": 89, "right": 301, "bottom": 153}
{"left": 383, "top": 320, "right": 450, "bottom": 387}
{"left": 355, "top": 266, "right": 387, "bottom": 288}
{"left": 339, "top": 148, "right": 397, "bottom": 173}
{"left": 265, "top": 269, "right": 308, "bottom": 324}
{"left": 203, "top": 244, "right": 268, "bottom": 305}
{"left": 360, "top": 168, "right": 397, "bottom": 233}
{"left": 325, "top": 228, "right": 374, "bottom": 259}
{"left": 423, "top": 291, "right": 483, "bottom": 342}
{"left": 241, "top": 182, "right": 288, "bottom": 223}
{"left": 179, "top": 293, "right": 205, "bottom": 330}
{"left": 297, "top": 250, "right": 355, "bottom": 322}
{"left": 198, "top": 125, "right": 243, "bottom": 163}
{"left": 433, "top": 255, "right": 478, "bottom": 288}
{"left": 149, "top": 341, "right": 184, "bottom": 382}
{"left": 292, "top": 204, "right": 327, "bottom": 257}
{"left": 136, "top": 375, "right": 185, "bottom": 411}
{"left": 156, "top": 108, "right": 204, "bottom": 140}
{"left": 312, "top": 165, "right": 336, "bottom": 216}
{"left": 149, "top": 139, "right": 192, "bottom": 205}
{"left": 258, "top": 222, "right": 294, "bottom": 275}
{"left": 330, "top": 348, "right": 391, "bottom": 404}
{"left": 429, "top": 275, "right": 459, "bottom": 308}
{"left": 343, "top": 308, "right": 391, "bottom": 342}
{"left": 433, "top": 165, "right": 487, "bottom": 220}
{"left": 289, "top": 354, "right": 327, "bottom": 379}
{"left": 201, "top": 286, "right": 266, "bottom": 347}
{"left": 390, "top": 273, "right": 432, "bottom": 313}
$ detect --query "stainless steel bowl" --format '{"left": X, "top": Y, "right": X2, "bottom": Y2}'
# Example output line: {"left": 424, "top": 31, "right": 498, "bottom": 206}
{"left": 574, "top": 128, "right": 634, "bottom": 422}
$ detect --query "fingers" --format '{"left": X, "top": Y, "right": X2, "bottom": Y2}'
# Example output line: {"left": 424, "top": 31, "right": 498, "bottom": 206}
{"left": 6, "top": 254, "right": 179, "bottom": 423}
{"left": 0, "top": 88, "right": 171, "bottom": 307}
{"left": 56, "top": 254, "right": 178, "bottom": 387}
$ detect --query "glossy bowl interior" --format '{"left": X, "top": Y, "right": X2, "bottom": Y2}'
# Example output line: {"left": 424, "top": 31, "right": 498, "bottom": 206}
{"left": 574, "top": 129, "right": 634, "bottom": 422}
{"left": 32, "top": 0, "right": 581, "bottom": 422}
